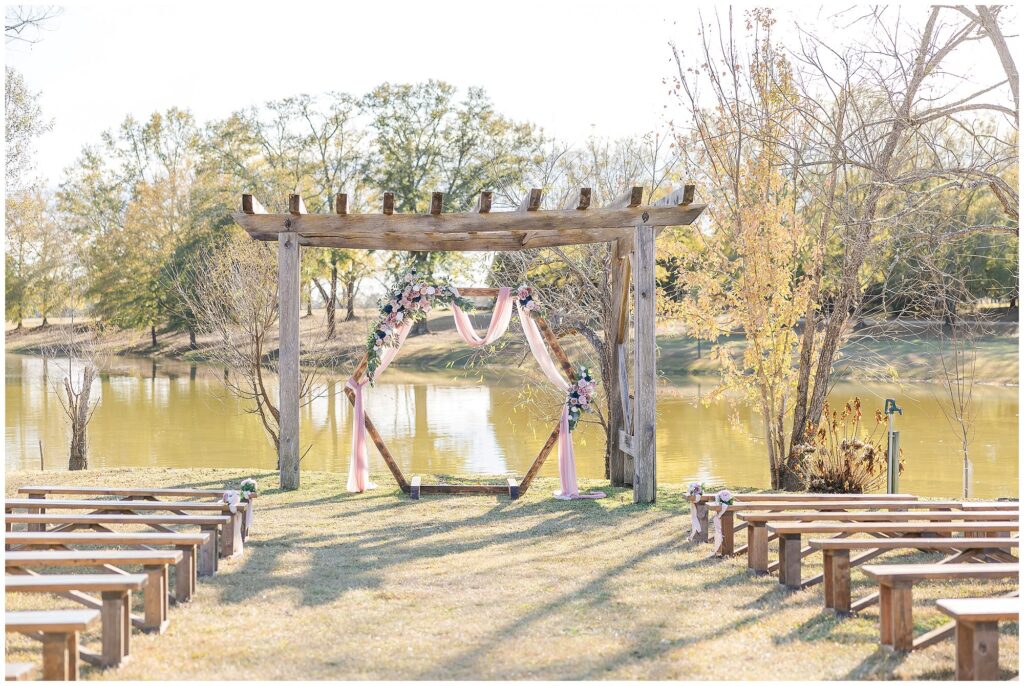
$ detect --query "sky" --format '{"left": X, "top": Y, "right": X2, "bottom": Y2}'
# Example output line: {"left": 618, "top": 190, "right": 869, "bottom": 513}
{"left": 5, "top": 1, "right": 1016, "bottom": 187}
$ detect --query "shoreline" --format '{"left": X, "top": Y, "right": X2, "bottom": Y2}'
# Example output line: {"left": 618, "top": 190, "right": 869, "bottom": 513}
{"left": 6, "top": 313, "right": 1020, "bottom": 386}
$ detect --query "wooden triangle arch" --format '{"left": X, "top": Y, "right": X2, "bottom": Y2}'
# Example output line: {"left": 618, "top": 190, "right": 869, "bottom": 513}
{"left": 344, "top": 287, "right": 578, "bottom": 500}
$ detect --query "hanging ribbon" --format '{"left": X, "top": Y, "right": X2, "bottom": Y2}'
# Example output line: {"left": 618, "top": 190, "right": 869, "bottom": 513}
{"left": 346, "top": 320, "right": 413, "bottom": 493}
{"left": 518, "top": 301, "right": 604, "bottom": 500}
{"left": 450, "top": 287, "right": 514, "bottom": 347}
{"left": 712, "top": 490, "right": 734, "bottom": 555}
{"left": 688, "top": 502, "right": 707, "bottom": 542}
{"left": 222, "top": 490, "right": 240, "bottom": 513}
{"left": 242, "top": 494, "right": 255, "bottom": 532}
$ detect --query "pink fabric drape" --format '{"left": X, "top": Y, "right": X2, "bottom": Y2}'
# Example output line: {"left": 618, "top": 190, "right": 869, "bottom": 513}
{"left": 517, "top": 301, "right": 605, "bottom": 500}
{"left": 450, "top": 287, "right": 514, "bottom": 347}
{"left": 346, "top": 321, "right": 413, "bottom": 492}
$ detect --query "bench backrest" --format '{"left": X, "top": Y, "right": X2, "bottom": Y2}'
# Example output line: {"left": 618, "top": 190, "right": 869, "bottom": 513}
{"left": 808, "top": 537, "right": 1020, "bottom": 550}
{"left": 936, "top": 597, "right": 1020, "bottom": 622}
{"left": 5, "top": 573, "right": 148, "bottom": 592}
{"left": 5, "top": 609, "right": 101, "bottom": 633}
{"left": 5, "top": 550, "right": 183, "bottom": 566}
{"left": 861, "top": 562, "right": 1018, "bottom": 582}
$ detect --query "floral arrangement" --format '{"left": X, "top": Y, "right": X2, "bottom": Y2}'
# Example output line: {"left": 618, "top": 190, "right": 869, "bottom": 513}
{"left": 365, "top": 268, "right": 473, "bottom": 382}
{"left": 516, "top": 284, "right": 543, "bottom": 316}
{"left": 240, "top": 478, "right": 257, "bottom": 500}
{"left": 687, "top": 482, "right": 705, "bottom": 499}
{"left": 714, "top": 489, "right": 734, "bottom": 507}
{"left": 566, "top": 365, "right": 597, "bottom": 431}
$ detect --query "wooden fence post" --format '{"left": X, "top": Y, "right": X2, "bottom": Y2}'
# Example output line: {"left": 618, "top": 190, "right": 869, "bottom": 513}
{"left": 278, "top": 231, "right": 301, "bottom": 490}
{"left": 633, "top": 224, "right": 656, "bottom": 503}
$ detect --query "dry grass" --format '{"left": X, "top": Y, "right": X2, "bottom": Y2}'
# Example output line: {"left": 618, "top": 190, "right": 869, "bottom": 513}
{"left": 3, "top": 468, "right": 1018, "bottom": 680}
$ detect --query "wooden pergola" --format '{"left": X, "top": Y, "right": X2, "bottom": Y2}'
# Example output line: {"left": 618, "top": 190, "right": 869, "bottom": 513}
{"left": 232, "top": 185, "right": 706, "bottom": 503}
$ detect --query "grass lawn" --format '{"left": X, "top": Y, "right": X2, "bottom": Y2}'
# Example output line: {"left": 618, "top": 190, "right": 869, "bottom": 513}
{"left": 4, "top": 468, "right": 1018, "bottom": 680}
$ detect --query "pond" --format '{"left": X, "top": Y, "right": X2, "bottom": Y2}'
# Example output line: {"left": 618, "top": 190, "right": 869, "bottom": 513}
{"left": 4, "top": 353, "right": 1018, "bottom": 498}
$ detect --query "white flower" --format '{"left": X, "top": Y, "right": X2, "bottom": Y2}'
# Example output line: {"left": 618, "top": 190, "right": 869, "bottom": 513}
{"left": 426, "top": 286, "right": 436, "bottom": 295}
{"left": 395, "top": 312, "right": 404, "bottom": 322}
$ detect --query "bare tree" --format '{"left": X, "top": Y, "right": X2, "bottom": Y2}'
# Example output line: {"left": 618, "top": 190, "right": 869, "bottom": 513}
{"left": 45, "top": 312, "right": 104, "bottom": 471}
{"left": 5, "top": 5, "right": 62, "bottom": 44}
{"left": 172, "top": 236, "right": 333, "bottom": 462}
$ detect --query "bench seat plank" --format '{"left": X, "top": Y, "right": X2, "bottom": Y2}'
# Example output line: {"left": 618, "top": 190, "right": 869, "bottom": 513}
{"left": 5, "top": 498, "right": 241, "bottom": 513}
{"left": 741, "top": 511, "right": 1018, "bottom": 522}
{"left": 18, "top": 486, "right": 252, "bottom": 498}
{"left": 937, "top": 597, "right": 1021, "bottom": 623}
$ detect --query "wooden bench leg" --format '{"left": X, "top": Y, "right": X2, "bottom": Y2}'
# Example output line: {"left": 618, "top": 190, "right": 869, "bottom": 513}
{"left": 175, "top": 545, "right": 195, "bottom": 603}
{"left": 748, "top": 523, "right": 769, "bottom": 573}
{"left": 957, "top": 620, "right": 1000, "bottom": 680}
{"left": 831, "top": 550, "right": 851, "bottom": 614}
{"left": 891, "top": 581, "right": 914, "bottom": 652}
{"left": 695, "top": 504, "right": 709, "bottom": 544}
{"left": 822, "top": 550, "right": 834, "bottom": 608}
{"left": 198, "top": 526, "right": 217, "bottom": 577}
{"left": 879, "top": 582, "right": 893, "bottom": 646}
{"left": 779, "top": 534, "right": 802, "bottom": 588}
{"left": 720, "top": 510, "right": 735, "bottom": 555}
{"left": 27, "top": 494, "right": 46, "bottom": 532}
{"left": 410, "top": 476, "right": 421, "bottom": 500}
{"left": 220, "top": 511, "right": 243, "bottom": 558}
{"left": 100, "top": 590, "right": 127, "bottom": 667}
{"left": 41, "top": 632, "right": 75, "bottom": 681}
{"left": 142, "top": 565, "right": 169, "bottom": 634}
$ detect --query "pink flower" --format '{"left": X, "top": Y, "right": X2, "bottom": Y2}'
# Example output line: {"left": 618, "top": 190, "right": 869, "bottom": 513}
{"left": 517, "top": 286, "right": 531, "bottom": 299}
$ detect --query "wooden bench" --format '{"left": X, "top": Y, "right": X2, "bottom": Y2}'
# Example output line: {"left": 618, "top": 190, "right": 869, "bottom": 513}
{"left": 861, "top": 562, "right": 1019, "bottom": 652}
{"left": 5, "top": 498, "right": 245, "bottom": 559}
{"left": 17, "top": 485, "right": 256, "bottom": 541}
{"left": 4, "top": 664, "right": 36, "bottom": 681}
{"left": 937, "top": 597, "right": 1020, "bottom": 680}
{"left": 5, "top": 610, "right": 101, "bottom": 680}
{"left": 6, "top": 574, "right": 147, "bottom": 668}
{"left": 686, "top": 494, "right": 920, "bottom": 546}
{"left": 6, "top": 549, "right": 182, "bottom": 634}
{"left": 709, "top": 500, "right": 984, "bottom": 557}
{"left": 5, "top": 531, "right": 207, "bottom": 603}
{"left": 809, "top": 537, "right": 1020, "bottom": 613}
{"left": 761, "top": 521, "right": 1019, "bottom": 586}
{"left": 4, "top": 513, "right": 228, "bottom": 577}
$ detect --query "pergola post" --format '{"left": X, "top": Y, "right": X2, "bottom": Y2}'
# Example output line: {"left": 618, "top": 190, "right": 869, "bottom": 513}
{"left": 278, "top": 231, "right": 301, "bottom": 490}
{"left": 632, "top": 223, "right": 657, "bottom": 503}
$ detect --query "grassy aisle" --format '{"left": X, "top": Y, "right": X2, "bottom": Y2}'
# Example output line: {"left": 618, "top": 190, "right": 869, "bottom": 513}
{"left": 4, "top": 469, "right": 1018, "bottom": 680}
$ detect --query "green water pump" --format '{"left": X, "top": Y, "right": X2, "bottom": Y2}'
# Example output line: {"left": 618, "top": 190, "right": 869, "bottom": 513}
{"left": 884, "top": 399, "right": 902, "bottom": 494}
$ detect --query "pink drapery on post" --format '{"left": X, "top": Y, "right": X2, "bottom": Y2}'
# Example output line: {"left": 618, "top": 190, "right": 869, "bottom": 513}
{"left": 516, "top": 301, "right": 605, "bottom": 500}
{"left": 346, "top": 321, "right": 413, "bottom": 492}
{"left": 450, "top": 287, "right": 514, "bottom": 346}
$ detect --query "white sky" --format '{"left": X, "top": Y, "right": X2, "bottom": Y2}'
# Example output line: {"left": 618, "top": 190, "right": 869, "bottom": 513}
{"left": 5, "top": 1, "right": 1016, "bottom": 186}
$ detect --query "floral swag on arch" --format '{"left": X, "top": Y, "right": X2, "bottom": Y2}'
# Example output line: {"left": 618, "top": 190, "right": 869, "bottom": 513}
{"left": 346, "top": 268, "right": 606, "bottom": 500}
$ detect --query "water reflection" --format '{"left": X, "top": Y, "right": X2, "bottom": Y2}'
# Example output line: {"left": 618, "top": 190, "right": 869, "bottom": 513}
{"left": 4, "top": 353, "right": 1018, "bottom": 498}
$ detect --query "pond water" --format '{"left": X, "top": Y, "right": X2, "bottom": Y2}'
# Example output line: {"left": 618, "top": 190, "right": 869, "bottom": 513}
{"left": 4, "top": 353, "right": 1019, "bottom": 498}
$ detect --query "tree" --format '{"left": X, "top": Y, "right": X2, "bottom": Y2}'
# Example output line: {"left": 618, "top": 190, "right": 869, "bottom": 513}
{"left": 362, "top": 80, "right": 540, "bottom": 333}
{"left": 172, "top": 236, "right": 330, "bottom": 464}
{"left": 46, "top": 310, "right": 104, "bottom": 470}
{"left": 669, "top": 9, "right": 811, "bottom": 489}
{"left": 5, "top": 66, "right": 50, "bottom": 188}
{"left": 5, "top": 5, "right": 61, "bottom": 44}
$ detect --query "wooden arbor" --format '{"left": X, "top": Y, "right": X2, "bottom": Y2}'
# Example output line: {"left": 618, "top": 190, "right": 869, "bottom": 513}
{"left": 232, "top": 185, "right": 706, "bottom": 503}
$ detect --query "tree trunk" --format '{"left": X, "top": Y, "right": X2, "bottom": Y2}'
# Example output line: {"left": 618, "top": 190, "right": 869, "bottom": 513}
{"left": 345, "top": 278, "right": 356, "bottom": 321}
{"left": 67, "top": 367, "right": 95, "bottom": 471}
{"left": 150, "top": 325, "right": 157, "bottom": 348}
{"left": 327, "top": 256, "right": 337, "bottom": 338}
{"left": 188, "top": 328, "right": 197, "bottom": 350}
{"left": 40, "top": 314, "right": 48, "bottom": 327}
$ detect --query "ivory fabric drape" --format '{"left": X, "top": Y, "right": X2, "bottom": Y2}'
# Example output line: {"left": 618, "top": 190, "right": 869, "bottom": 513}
{"left": 517, "top": 301, "right": 605, "bottom": 500}
{"left": 346, "top": 321, "right": 413, "bottom": 492}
